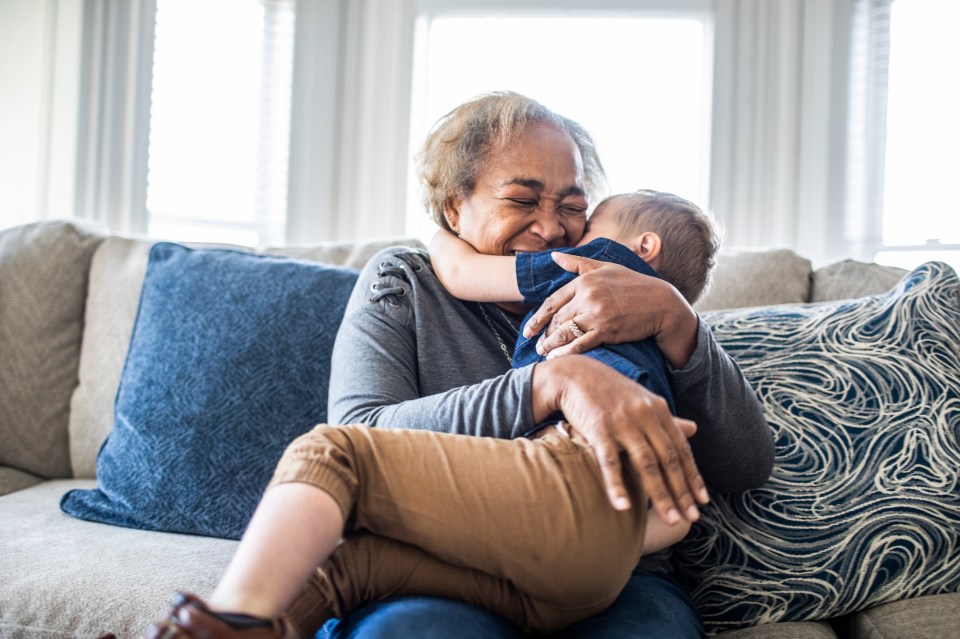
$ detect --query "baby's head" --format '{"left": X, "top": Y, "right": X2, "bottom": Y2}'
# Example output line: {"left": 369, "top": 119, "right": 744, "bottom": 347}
{"left": 579, "top": 190, "right": 721, "bottom": 304}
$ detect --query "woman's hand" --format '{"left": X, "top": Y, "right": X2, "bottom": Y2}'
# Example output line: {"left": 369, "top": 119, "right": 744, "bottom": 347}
{"left": 522, "top": 252, "right": 699, "bottom": 369}
{"left": 532, "top": 356, "right": 709, "bottom": 523}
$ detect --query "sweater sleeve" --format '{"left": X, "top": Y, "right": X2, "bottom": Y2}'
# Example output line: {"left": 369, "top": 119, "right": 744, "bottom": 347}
{"left": 670, "top": 320, "right": 774, "bottom": 493}
{"left": 327, "top": 248, "right": 535, "bottom": 440}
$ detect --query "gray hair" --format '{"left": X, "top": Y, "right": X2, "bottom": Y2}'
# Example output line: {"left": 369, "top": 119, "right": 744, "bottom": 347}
{"left": 416, "top": 91, "right": 607, "bottom": 230}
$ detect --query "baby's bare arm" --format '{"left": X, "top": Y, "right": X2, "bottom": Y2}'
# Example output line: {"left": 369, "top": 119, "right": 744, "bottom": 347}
{"left": 429, "top": 229, "right": 522, "bottom": 301}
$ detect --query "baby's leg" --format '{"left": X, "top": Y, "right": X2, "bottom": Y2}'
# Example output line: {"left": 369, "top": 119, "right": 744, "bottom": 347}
{"left": 275, "top": 424, "right": 647, "bottom": 634}
{"left": 207, "top": 482, "right": 346, "bottom": 620}
{"left": 642, "top": 502, "right": 693, "bottom": 555}
{"left": 287, "top": 532, "right": 626, "bottom": 637}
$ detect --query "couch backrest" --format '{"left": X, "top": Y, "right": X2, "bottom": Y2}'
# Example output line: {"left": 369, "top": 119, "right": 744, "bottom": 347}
{"left": 694, "top": 248, "right": 813, "bottom": 311}
{"left": 0, "top": 221, "right": 105, "bottom": 481}
{"left": 0, "top": 219, "right": 910, "bottom": 480}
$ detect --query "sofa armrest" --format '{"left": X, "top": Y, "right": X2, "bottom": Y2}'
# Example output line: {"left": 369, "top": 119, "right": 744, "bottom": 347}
{"left": 0, "top": 221, "right": 106, "bottom": 481}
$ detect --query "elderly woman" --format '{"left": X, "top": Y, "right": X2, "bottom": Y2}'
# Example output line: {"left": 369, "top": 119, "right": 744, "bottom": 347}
{"left": 315, "top": 92, "right": 773, "bottom": 638}
{"left": 145, "top": 92, "right": 773, "bottom": 639}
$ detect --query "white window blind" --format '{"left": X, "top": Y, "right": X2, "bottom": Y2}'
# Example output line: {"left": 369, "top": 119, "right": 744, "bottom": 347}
{"left": 847, "top": 0, "right": 960, "bottom": 272}
{"left": 145, "top": 0, "right": 295, "bottom": 247}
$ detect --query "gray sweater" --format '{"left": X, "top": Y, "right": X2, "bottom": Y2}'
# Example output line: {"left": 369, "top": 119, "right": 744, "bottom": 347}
{"left": 328, "top": 247, "right": 773, "bottom": 494}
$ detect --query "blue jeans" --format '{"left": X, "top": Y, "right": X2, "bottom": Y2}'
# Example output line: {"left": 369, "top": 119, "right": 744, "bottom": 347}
{"left": 318, "top": 571, "right": 704, "bottom": 639}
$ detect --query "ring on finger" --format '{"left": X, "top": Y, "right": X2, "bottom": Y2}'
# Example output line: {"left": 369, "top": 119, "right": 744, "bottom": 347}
{"left": 568, "top": 319, "right": 585, "bottom": 339}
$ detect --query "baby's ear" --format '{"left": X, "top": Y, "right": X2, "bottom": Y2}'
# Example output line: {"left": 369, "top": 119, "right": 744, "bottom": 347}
{"left": 631, "top": 231, "right": 662, "bottom": 264}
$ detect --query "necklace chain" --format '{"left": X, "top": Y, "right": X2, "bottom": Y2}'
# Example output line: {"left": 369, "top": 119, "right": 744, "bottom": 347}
{"left": 478, "top": 303, "right": 518, "bottom": 366}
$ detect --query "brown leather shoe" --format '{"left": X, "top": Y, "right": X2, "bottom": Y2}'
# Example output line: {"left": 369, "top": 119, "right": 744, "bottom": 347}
{"left": 145, "top": 592, "right": 290, "bottom": 639}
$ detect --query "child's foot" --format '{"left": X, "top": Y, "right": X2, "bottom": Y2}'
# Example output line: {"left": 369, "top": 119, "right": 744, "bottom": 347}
{"left": 146, "top": 592, "right": 290, "bottom": 639}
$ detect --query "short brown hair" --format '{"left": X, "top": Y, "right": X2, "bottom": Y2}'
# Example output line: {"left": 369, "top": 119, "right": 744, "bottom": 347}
{"left": 600, "top": 190, "right": 722, "bottom": 304}
{"left": 416, "top": 91, "right": 607, "bottom": 230}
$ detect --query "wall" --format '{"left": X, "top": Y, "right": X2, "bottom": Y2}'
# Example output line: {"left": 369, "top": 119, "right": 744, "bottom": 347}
{"left": 0, "top": 0, "right": 82, "bottom": 230}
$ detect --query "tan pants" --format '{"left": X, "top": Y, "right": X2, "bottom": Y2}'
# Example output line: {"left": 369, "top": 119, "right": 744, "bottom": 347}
{"left": 273, "top": 424, "right": 647, "bottom": 637}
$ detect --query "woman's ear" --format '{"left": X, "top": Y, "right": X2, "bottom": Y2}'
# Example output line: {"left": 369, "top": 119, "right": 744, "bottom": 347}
{"left": 632, "top": 231, "right": 662, "bottom": 264}
{"left": 442, "top": 197, "right": 462, "bottom": 234}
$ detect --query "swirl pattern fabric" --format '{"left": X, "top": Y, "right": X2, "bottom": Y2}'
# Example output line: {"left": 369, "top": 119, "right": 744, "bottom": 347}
{"left": 61, "top": 243, "right": 359, "bottom": 539}
{"left": 674, "top": 262, "right": 960, "bottom": 634}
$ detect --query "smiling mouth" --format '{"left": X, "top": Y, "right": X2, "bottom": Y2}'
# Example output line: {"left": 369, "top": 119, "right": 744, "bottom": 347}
{"left": 509, "top": 242, "right": 552, "bottom": 255}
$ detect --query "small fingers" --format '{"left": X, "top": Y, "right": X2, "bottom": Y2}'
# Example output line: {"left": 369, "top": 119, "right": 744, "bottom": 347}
{"left": 521, "top": 282, "right": 579, "bottom": 338}
{"left": 542, "top": 328, "right": 600, "bottom": 359}
{"left": 536, "top": 316, "right": 592, "bottom": 357}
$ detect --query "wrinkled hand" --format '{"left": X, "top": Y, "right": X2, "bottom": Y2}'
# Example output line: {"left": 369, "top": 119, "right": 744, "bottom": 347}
{"left": 523, "top": 252, "right": 698, "bottom": 369}
{"left": 533, "top": 356, "right": 709, "bottom": 522}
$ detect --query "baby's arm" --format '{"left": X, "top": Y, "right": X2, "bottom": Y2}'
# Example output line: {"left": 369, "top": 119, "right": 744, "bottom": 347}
{"left": 429, "top": 229, "right": 522, "bottom": 301}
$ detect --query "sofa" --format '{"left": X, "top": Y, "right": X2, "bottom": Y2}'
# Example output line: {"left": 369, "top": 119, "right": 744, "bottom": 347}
{"left": 1, "top": 220, "right": 958, "bottom": 639}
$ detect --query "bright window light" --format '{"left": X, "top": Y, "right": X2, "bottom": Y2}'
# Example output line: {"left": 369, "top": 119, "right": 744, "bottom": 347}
{"left": 880, "top": 0, "right": 960, "bottom": 271}
{"left": 146, "top": 0, "right": 294, "bottom": 247}
{"left": 406, "top": 15, "right": 712, "bottom": 242}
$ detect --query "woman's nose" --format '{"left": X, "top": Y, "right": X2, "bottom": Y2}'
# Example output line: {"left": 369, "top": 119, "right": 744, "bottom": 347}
{"left": 531, "top": 208, "right": 565, "bottom": 243}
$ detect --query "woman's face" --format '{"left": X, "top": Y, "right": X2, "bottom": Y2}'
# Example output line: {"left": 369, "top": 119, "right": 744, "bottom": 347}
{"left": 443, "top": 122, "right": 589, "bottom": 256}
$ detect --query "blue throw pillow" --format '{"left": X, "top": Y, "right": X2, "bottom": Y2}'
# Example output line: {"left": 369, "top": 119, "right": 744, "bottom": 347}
{"left": 61, "top": 243, "right": 359, "bottom": 539}
{"left": 673, "top": 262, "right": 960, "bottom": 634}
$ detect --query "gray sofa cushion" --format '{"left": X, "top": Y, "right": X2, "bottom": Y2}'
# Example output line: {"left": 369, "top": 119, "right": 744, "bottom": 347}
{"left": 811, "top": 259, "right": 908, "bottom": 303}
{"left": 847, "top": 593, "right": 960, "bottom": 639}
{"left": 262, "top": 236, "right": 427, "bottom": 268}
{"left": 0, "top": 479, "right": 236, "bottom": 638}
{"left": 0, "top": 467, "right": 41, "bottom": 497}
{"left": 719, "top": 620, "right": 839, "bottom": 638}
{"left": 0, "top": 221, "right": 103, "bottom": 480}
{"left": 68, "top": 237, "right": 152, "bottom": 478}
{"left": 695, "top": 248, "right": 812, "bottom": 311}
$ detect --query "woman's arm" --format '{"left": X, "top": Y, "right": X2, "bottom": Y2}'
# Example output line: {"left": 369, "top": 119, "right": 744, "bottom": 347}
{"left": 328, "top": 248, "right": 533, "bottom": 440}
{"left": 429, "top": 229, "right": 521, "bottom": 301}
{"left": 330, "top": 248, "right": 711, "bottom": 520}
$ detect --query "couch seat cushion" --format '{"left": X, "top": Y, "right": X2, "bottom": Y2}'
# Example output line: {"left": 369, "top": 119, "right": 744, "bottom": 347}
{"left": 847, "top": 593, "right": 960, "bottom": 639}
{"left": 717, "top": 620, "right": 838, "bottom": 639}
{"left": 0, "top": 480, "right": 236, "bottom": 638}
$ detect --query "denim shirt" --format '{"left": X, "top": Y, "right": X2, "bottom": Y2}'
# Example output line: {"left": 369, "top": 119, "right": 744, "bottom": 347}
{"left": 514, "top": 238, "right": 675, "bottom": 416}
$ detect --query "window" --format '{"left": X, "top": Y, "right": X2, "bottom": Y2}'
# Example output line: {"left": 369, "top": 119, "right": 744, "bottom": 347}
{"left": 850, "top": 0, "right": 960, "bottom": 272}
{"left": 405, "top": 9, "right": 713, "bottom": 243}
{"left": 145, "top": 0, "right": 295, "bottom": 247}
